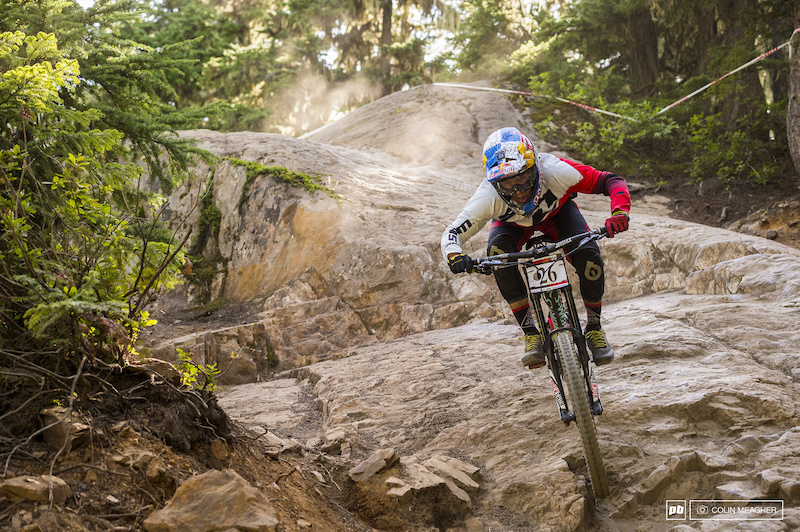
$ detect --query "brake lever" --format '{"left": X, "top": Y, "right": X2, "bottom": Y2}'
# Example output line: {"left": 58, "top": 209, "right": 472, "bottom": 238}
{"left": 474, "top": 259, "right": 522, "bottom": 275}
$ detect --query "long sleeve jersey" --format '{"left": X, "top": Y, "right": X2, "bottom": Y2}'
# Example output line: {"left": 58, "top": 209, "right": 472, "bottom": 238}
{"left": 441, "top": 153, "right": 631, "bottom": 259}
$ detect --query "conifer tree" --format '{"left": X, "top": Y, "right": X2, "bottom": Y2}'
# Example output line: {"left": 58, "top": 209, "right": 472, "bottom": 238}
{"left": 1, "top": 0, "right": 219, "bottom": 188}
{"left": 114, "top": 0, "right": 457, "bottom": 133}
{"left": 0, "top": 0, "right": 211, "bottom": 369}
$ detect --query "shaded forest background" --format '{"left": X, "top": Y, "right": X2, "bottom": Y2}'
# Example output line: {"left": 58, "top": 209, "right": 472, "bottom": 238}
{"left": 1, "top": 0, "right": 800, "bottom": 452}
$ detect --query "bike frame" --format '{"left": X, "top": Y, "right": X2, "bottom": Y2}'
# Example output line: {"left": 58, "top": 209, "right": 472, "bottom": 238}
{"left": 527, "top": 255, "right": 602, "bottom": 424}
{"left": 473, "top": 227, "right": 611, "bottom": 498}
{"left": 474, "top": 229, "right": 606, "bottom": 424}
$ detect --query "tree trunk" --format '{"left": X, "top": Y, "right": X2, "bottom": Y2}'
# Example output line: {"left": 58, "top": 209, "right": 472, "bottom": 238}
{"left": 788, "top": 26, "right": 800, "bottom": 178}
{"left": 627, "top": 8, "right": 660, "bottom": 94}
{"left": 690, "top": 4, "right": 718, "bottom": 77}
{"left": 716, "top": 0, "right": 764, "bottom": 128}
{"left": 380, "top": 0, "right": 393, "bottom": 96}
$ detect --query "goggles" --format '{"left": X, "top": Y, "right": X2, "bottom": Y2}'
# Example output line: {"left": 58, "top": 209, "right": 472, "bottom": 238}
{"left": 495, "top": 166, "right": 538, "bottom": 196}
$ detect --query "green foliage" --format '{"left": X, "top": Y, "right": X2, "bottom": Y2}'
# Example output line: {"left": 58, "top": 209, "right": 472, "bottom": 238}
{"left": 525, "top": 70, "right": 671, "bottom": 174}
{"left": 118, "top": 0, "right": 241, "bottom": 108}
{"left": 685, "top": 97, "right": 786, "bottom": 185}
{"left": 197, "top": 183, "right": 222, "bottom": 247}
{"left": 535, "top": 78, "right": 788, "bottom": 188}
{"left": 520, "top": 18, "right": 791, "bottom": 187}
{"left": 182, "top": 254, "right": 225, "bottom": 305}
{"left": 385, "top": 38, "right": 431, "bottom": 91}
{"left": 184, "top": 171, "right": 220, "bottom": 257}
{"left": 1, "top": 0, "right": 221, "bottom": 190}
{"left": 175, "top": 348, "right": 220, "bottom": 392}
{"left": 227, "top": 157, "right": 341, "bottom": 199}
{"left": 0, "top": 12, "right": 193, "bottom": 369}
{"left": 184, "top": 173, "right": 224, "bottom": 303}
{"left": 111, "top": 0, "right": 457, "bottom": 134}
{"left": 198, "top": 203, "right": 223, "bottom": 239}
{"left": 686, "top": 114, "right": 746, "bottom": 184}
{"left": 449, "top": 0, "right": 528, "bottom": 76}
{"left": 566, "top": 105, "right": 677, "bottom": 173}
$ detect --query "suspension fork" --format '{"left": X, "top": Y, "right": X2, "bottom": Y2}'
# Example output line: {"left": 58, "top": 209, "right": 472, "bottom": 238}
{"left": 546, "top": 346, "right": 574, "bottom": 424}
{"left": 530, "top": 295, "right": 570, "bottom": 420}
{"left": 534, "top": 289, "right": 574, "bottom": 424}
{"left": 540, "top": 287, "right": 603, "bottom": 421}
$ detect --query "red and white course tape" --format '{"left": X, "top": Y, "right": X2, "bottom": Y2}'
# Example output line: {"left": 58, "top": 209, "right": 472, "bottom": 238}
{"left": 434, "top": 27, "right": 800, "bottom": 122}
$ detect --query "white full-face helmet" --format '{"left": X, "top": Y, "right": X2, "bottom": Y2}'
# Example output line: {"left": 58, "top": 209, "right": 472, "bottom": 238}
{"left": 482, "top": 127, "right": 542, "bottom": 215}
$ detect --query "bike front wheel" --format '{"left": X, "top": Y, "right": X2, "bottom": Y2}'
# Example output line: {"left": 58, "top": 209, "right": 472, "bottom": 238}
{"left": 554, "top": 330, "right": 609, "bottom": 498}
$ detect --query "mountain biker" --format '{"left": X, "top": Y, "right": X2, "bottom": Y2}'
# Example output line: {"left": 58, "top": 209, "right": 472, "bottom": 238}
{"left": 441, "top": 127, "right": 630, "bottom": 369}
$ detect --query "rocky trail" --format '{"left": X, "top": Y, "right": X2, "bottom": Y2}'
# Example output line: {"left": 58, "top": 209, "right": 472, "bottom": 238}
{"left": 150, "top": 83, "right": 800, "bottom": 531}
{"left": 6, "top": 82, "right": 799, "bottom": 532}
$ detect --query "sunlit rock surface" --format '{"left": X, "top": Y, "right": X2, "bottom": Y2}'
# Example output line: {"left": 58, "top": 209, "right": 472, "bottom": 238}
{"left": 147, "top": 83, "right": 800, "bottom": 530}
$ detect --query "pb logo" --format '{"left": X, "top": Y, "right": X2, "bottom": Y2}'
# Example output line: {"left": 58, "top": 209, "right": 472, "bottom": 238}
{"left": 666, "top": 500, "right": 687, "bottom": 520}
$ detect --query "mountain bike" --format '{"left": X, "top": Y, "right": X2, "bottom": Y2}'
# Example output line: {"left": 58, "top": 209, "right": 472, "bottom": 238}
{"left": 473, "top": 227, "right": 610, "bottom": 498}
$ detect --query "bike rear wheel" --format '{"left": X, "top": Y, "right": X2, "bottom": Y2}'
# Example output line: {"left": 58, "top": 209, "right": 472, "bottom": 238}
{"left": 554, "top": 330, "right": 609, "bottom": 498}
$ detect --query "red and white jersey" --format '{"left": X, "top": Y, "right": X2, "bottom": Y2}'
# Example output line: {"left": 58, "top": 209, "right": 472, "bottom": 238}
{"left": 441, "top": 153, "right": 630, "bottom": 259}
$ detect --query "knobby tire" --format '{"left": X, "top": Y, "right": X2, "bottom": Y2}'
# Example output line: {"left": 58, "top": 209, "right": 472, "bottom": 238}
{"left": 554, "top": 330, "right": 609, "bottom": 498}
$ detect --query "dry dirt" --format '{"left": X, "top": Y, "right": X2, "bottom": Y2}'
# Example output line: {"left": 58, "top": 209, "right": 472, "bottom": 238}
{"left": 0, "top": 367, "right": 366, "bottom": 531}
{"left": 652, "top": 176, "right": 800, "bottom": 251}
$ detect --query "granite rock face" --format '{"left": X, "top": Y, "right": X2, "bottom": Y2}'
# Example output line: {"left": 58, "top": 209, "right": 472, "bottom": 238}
{"left": 142, "top": 84, "right": 800, "bottom": 384}
{"left": 146, "top": 83, "right": 800, "bottom": 530}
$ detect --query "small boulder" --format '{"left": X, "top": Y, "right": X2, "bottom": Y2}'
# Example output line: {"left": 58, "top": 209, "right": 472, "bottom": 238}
{"left": 143, "top": 469, "right": 279, "bottom": 532}
{"left": 39, "top": 406, "right": 90, "bottom": 453}
{"left": 348, "top": 448, "right": 399, "bottom": 482}
{"left": 0, "top": 475, "right": 72, "bottom": 504}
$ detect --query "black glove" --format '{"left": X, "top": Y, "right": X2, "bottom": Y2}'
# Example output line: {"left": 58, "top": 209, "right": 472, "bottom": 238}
{"left": 448, "top": 253, "right": 474, "bottom": 274}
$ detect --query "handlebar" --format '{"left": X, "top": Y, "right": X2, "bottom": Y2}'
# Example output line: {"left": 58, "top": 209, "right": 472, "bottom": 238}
{"left": 472, "top": 227, "right": 608, "bottom": 274}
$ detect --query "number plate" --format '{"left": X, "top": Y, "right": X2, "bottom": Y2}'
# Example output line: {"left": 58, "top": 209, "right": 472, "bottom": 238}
{"left": 525, "top": 256, "right": 569, "bottom": 293}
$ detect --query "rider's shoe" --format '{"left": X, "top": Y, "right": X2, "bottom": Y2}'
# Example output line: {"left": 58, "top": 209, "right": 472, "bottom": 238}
{"left": 585, "top": 328, "right": 614, "bottom": 365}
{"left": 520, "top": 334, "right": 545, "bottom": 369}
